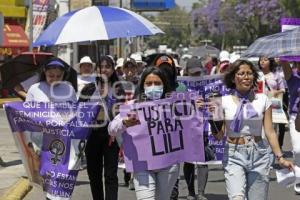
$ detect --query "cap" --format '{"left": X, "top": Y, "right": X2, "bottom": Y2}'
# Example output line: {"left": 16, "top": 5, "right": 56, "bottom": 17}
{"left": 186, "top": 57, "right": 203, "bottom": 73}
{"left": 46, "top": 60, "right": 65, "bottom": 69}
{"left": 155, "top": 55, "right": 173, "bottom": 67}
{"left": 219, "top": 61, "right": 230, "bottom": 72}
{"left": 219, "top": 50, "right": 230, "bottom": 62}
{"left": 123, "top": 58, "right": 137, "bottom": 68}
{"left": 115, "top": 58, "right": 124, "bottom": 69}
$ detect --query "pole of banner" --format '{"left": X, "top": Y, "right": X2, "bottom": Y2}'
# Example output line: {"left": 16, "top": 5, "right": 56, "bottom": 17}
{"left": 118, "top": 0, "right": 123, "bottom": 58}
{"left": 29, "top": 0, "right": 33, "bottom": 51}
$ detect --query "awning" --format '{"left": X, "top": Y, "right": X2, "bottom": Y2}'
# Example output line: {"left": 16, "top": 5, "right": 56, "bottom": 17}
{"left": 0, "top": 24, "right": 29, "bottom": 56}
{"left": 2, "top": 24, "right": 29, "bottom": 47}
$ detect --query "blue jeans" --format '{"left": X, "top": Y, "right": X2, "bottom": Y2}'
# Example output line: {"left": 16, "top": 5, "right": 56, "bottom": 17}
{"left": 133, "top": 164, "right": 180, "bottom": 200}
{"left": 222, "top": 140, "right": 270, "bottom": 200}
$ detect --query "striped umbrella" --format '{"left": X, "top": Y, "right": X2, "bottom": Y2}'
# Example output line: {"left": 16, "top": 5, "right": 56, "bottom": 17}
{"left": 242, "top": 27, "right": 300, "bottom": 58}
{"left": 34, "top": 6, "right": 164, "bottom": 46}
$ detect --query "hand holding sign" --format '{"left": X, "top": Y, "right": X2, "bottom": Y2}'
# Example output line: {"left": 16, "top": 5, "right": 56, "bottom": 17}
{"left": 123, "top": 112, "right": 141, "bottom": 127}
{"left": 195, "top": 97, "right": 215, "bottom": 112}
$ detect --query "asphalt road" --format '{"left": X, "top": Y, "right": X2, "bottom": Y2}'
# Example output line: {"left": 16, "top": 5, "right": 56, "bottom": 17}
{"left": 0, "top": 109, "right": 299, "bottom": 200}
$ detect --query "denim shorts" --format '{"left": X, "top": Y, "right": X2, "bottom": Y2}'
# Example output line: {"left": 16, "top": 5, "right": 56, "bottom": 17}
{"left": 222, "top": 140, "right": 270, "bottom": 200}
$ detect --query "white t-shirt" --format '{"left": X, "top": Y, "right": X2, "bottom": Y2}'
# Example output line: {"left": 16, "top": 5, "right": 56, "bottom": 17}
{"left": 77, "top": 74, "right": 96, "bottom": 94}
{"left": 20, "top": 73, "right": 40, "bottom": 92}
{"left": 222, "top": 93, "right": 271, "bottom": 137}
{"left": 26, "top": 81, "right": 77, "bottom": 102}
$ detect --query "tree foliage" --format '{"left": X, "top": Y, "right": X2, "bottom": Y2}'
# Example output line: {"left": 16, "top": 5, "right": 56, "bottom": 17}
{"left": 144, "top": 6, "right": 191, "bottom": 50}
{"left": 192, "top": 0, "right": 287, "bottom": 49}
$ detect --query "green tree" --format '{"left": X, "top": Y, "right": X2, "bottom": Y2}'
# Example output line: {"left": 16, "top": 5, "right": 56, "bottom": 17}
{"left": 145, "top": 6, "right": 191, "bottom": 50}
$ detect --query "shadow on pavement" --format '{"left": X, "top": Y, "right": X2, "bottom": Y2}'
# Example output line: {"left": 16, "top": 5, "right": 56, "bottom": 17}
{"left": 206, "top": 193, "right": 228, "bottom": 199}
{"left": 179, "top": 194, "right": 228, "bottom": 200}
{"left": 75, "top": 181, "right": 90, "bottom": 186}
{"left": 2, "top": 159, "right": 22, "bottom": 167}
{"left": 208, "top": 178, "right": 225, "bottom": 183}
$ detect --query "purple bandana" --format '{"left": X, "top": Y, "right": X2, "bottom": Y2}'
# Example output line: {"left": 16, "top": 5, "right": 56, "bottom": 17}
{"left": 230, "top": 90, "right": 258, "bottom": 132}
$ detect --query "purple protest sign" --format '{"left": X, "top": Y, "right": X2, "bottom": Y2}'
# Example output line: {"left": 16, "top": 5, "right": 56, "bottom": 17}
{"left": 178, "top": 76, "right": 229, "bottom": 164}
{"left": 281, "top": 17, "right": 300, "bottom": 32}
{"left": 280, "top": 17, "right": 300, "bottom": 61}
{"left": 120, "top": 92, "right": 205, "bottom": 172}
{"left": 4, "top": 102, "right": 100, "bottom": 199}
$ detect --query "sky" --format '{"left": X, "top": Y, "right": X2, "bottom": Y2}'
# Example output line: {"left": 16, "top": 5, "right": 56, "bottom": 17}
{"left": 175, "top": 0, "right": 199, "bottom": 11}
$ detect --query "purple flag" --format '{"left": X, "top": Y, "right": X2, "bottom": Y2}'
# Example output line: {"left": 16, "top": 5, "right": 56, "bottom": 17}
{"left": 120, "top": 92, "right": 205, "bottom": 172}
{"left": 4, "top": 102, "right": 100, "bottom": 199}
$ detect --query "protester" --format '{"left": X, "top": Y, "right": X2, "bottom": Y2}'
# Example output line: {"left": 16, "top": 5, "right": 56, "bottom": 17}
{"left": 130, "top": 53, "right": 146, "bottom": 75}
{"left": 26, "top": 58, "right": 77, "bottom": 200}
{"left": 26, "top": 59, "right": 77, "bottom": 102}
{"left": 120, "top": 57, "right": 139, "bottom": 190}
{"left": 280, "top": 60, "right": 300, "bottom": 194}
{"left": 155, "top": 54, "right": 186, "bottom": 92}
{"left": 154, "top": 54, "right": 186, "bottom": 200}
{"left": 75, "top": 56, "right": 96, "bottom": 94}
{"left": 115, "top": 57, "right": 124, "bottom": 77}
{"left": 79, "top": 55, "right": 123, "bottom": 200}
{"left": 207, "top": 59, "right": 294, "bottom": 200}
{"left": 183, "top": 57, "right": 208, "bottom": 200}
{"left": 108, "top": 67, "right": 179, "bottom": 200}
{"left": 258, "top": 56, "right": 286, "bottom": 150}
{"left": 210, "top": 50, "right": 230, "bottom": 75}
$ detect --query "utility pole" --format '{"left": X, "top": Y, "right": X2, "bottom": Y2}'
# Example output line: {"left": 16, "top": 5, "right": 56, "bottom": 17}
{"left": 29, "top": 0, "right": 33, "bottom": 51}
{"left": 0, "top": 13, "right": 4, "bottom": 46}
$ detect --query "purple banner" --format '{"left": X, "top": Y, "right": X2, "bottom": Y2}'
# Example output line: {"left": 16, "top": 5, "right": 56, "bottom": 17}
{"left": 4, "top": 102, "right": 100, "bottom": 199}
{"left": 178, "top": 76, "right": 229, "bottom": 164}
{"left": 281, "top": 17, "right": 300, "bottom": 32}
{"left": 280, "top": 56, "right": 300, "bottom": 62}
{"left": 120, "top": 92, "right": 205, "bottom": 172}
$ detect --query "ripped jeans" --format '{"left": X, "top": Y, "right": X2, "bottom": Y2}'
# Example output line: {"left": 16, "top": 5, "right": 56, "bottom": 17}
{"left": 222, "top": 140, "right": 270, "bottom": 200}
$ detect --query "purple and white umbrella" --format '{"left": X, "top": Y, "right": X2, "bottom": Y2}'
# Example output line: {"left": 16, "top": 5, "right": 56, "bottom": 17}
{"left": 34, "top": 6, "right": 164, "bottom": 46}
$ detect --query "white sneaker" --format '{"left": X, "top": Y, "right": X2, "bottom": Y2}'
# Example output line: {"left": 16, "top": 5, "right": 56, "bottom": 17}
{"left": 294, "top": 183, "right": 300, "bottom": 195}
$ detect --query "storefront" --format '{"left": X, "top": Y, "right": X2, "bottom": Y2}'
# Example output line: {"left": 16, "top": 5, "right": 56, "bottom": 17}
{"left": 0, "top": 24, "right": 29, "bottom": 57}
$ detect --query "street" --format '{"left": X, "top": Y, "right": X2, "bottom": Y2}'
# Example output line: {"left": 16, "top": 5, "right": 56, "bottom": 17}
{"left": 0, "top": 108, "right": 299, "bottom": 200}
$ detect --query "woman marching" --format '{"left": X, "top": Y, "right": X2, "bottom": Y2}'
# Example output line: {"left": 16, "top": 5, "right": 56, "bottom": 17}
{"left": 206, "top": 59, "right": 293, "bottom": 200}
{"left": 25, "top": 58, "right": 77, "bottom": 200}
{"left": 108, "top": 67, "right": 180, "bottom": 200}
{"left": 280, "top": 60, "right": 300, "bottom": 194}
{"left": 79, "top": 55, "right": 124, "bottom": 200}
{"left": 258, "top": 56, "right": 287, "bottom": 149}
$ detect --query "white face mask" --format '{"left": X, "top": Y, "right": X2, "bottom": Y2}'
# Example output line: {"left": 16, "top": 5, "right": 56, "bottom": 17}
{"left": 144, "top": 85, "right": 163, "bottom": 100}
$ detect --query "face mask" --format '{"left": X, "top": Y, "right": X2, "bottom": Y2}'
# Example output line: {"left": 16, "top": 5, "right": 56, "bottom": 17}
{"left": 144, "top": 85, "right": 163, "bottom": 100}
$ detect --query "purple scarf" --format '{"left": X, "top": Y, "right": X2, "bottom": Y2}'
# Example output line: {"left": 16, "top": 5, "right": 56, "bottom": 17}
{"left": 230, "top": 90, "right": 258, "bottom": 132}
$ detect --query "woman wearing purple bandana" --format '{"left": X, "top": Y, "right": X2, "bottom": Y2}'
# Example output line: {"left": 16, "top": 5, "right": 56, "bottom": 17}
{"left": 280, "top": 60, "right": 300, "bottom": 194}
{"left": 208, "top": 60, "right": 294, "bottom": 200}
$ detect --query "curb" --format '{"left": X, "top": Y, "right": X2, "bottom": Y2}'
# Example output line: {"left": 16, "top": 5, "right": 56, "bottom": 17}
{"left": 0, "top": 98, "right": 22, "bottom": 108}
{"left": 0, "top": 178, "right": 32, "bottom": 200}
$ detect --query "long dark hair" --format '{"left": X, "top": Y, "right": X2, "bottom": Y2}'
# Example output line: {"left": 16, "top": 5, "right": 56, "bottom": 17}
{"left": 134, "top": 67, "right": 172, "bottom": 101}
{"left": 153, "top": 54, "right": 178, "bottom": 91}
{"left": 223, "top": 59, "right": 259, "bottom": 89}
{"left": 97, "top": 55, "right": 119, "bottom": 86}
{"left": 258, "top": 56, "right": 277, "bottom": 72}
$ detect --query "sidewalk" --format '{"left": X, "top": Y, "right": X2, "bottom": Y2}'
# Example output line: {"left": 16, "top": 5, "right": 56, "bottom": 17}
{"left": 0, "top": 97, "right": 22, "bottom": 108}
{"left": 0, "top": 107, "right": 31, "bottom": 200}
